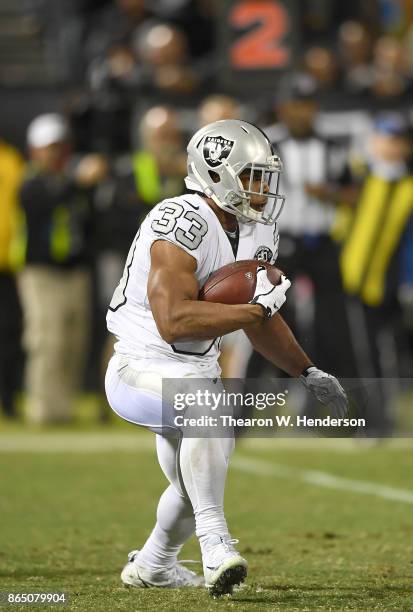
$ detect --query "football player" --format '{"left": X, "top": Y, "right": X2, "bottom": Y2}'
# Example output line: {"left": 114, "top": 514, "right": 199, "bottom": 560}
{"left": 105, "top": 120, "right": 348, "bottom": 596}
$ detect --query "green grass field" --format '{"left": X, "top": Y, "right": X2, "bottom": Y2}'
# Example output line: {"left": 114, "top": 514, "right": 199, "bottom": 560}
{"left": 1, "top": 421, "right": 413, "bottom": 611}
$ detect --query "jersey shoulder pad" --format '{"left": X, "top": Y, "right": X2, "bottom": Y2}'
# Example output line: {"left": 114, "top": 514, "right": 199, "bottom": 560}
{"left": 150, "top": 195, "right": 210, "bottom": 254}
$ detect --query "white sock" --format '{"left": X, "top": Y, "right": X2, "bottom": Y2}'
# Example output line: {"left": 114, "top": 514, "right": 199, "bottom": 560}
{"left": 179, "top": 437, "right": 235, "bottom": 544}
{"left": 138, "top": 485, "right": 194, "bottom": 571}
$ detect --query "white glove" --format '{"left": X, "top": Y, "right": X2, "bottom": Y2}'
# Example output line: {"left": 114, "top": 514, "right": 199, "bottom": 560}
{"left": 300, "top": 366, "right": 349, "bottom": 419}
{"left": 249, "top": 266, "right": 291, "bottom": 318}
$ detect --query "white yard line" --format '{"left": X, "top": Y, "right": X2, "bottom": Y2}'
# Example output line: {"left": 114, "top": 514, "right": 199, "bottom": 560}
{"left": 232, "top": 455, "right": 413, "bottom": 505}
{"left": 1, "top": 432, "right": 413, "bottom": 504}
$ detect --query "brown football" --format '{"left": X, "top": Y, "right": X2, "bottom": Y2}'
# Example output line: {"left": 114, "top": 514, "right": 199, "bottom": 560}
{"left": 199, "top": 260, "right": 283, "bottom": 305}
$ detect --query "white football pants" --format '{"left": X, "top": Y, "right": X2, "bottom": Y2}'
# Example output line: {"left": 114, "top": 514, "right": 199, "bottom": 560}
{"left": 105, "top": 354, "right": 235, "bottom": 567}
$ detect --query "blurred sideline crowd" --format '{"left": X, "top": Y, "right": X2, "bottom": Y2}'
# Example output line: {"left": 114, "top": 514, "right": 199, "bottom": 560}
{"left": 1, "top": 0, "right": 413, "bottom": 429}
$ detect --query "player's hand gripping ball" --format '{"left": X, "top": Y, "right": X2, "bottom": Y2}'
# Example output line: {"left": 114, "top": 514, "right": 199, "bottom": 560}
{"left": 199, "top": 260, "right": 290, "bottom": 317}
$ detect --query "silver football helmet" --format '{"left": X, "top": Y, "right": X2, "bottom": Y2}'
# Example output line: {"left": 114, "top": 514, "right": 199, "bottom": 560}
{"left": 185, "top": 119, "right": 285, "bottom": 225}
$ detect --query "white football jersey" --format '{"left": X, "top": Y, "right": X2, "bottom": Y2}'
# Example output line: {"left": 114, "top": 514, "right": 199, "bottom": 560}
{"left": 107, "top": 193, "right": 279, "bottom": 375}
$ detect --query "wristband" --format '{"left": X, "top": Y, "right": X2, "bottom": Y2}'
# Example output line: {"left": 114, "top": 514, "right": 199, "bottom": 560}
{"left": 300, "top": 365, "right": 316, "bottom": 378}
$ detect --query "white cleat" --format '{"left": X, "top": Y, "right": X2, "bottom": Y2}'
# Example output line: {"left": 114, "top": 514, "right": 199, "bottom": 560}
{"left": 121, "top": 550, "right": 205, "bottom": 589}
{"left": 202, "top": 535, "right": 248, "bottom": 597}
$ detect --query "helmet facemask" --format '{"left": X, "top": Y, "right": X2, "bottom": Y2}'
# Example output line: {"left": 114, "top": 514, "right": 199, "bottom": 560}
{"left": 227, "top": 156, "right": 285, "bottom": 225}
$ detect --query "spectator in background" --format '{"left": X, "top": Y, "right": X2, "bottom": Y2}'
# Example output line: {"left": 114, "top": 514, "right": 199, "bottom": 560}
{"left": 18, "top": 114, "right": 93, "bottom": 425}
{"left": 339, "top": 20, "right": 373, "bottom": 63}
{"left": 78, "top": 0, "right": 152, "bottom": 152}
{"left": 135, "top": 22, "right": 209, "bottom": 100}
{"left": 85, "top": 41, "right": 138, "bottom": 152}
{"left": 302, "top": 46, "right": 343, "bottom": 107}
{"left": 151, "top": 0, "right": 216, "bottom": 59}
{"left": 301, "top": 0, "right": 339, "bottom": 45}
{"left": 198, "top": 94, "right": 242, "bottom": 125}
{"left": 136, "top": 105, "right": 187, "bottom": 200}
{"left": 0, "top": 138, "right": 25, "bottom": 419}
{"left": 85, "top": 0, "right": 149, "bottom": 66}
{"left": 370, "top": 36, "right": 413, "bottom": 103}
{"left": 340, "top": 113, "right": 413, "bottom": 433}
{"left": 301, "top": 0, "right": 380, "bottom": 46}
{"left": 338, "top": 21, "right": 375, "bottom": 97}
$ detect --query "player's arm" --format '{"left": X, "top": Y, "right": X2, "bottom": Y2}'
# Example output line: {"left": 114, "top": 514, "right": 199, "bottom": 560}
{"left": 245, "top": 311, "right": 349, "bottom": 419}
{"left": 148, "top": 240, "right": 265, "bottom": 343}
{"left": 244, "top": 313, "right": 312, "bottom": 377}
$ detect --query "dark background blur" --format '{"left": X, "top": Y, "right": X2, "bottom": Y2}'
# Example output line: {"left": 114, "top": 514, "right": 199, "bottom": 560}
{"left": 1, "top": 0, "right": 413, "bottom": 149}
{"left": 1, "top": 0, "right": 413, "bottom": 427}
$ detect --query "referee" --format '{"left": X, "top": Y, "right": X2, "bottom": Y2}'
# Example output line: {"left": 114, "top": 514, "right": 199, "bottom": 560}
{"left": 262, "top": 74, "right": 356, "bottom": 378}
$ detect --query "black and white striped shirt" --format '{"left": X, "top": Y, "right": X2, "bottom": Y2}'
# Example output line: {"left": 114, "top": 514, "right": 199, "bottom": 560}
{"left": 266, "top": 124, "right": 349, "bottom": 236}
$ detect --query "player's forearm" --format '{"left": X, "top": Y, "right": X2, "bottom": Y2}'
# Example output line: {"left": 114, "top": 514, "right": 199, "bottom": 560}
{"left": 244, "top": 313, "right": 312, "bottom": 377}
{"left": 157, "top": 300, "right": 264, "bottom": 344}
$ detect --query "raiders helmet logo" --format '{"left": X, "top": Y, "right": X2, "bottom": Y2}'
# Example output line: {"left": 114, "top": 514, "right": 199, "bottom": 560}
{"left": 203, "top": 136, "right": 234, "bottom": 168}
{"left": 254, "top": 246, "right": 274, "bottom": 263}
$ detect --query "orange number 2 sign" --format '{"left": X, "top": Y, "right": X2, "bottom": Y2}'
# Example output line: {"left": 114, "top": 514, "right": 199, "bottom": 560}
{"left": 230, "top": 0, "right": 290, "bottom": 69}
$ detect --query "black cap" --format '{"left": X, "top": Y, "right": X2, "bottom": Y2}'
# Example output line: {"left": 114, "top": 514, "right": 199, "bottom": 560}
{"left": 276, "top": 73, "right": 318, "bottom": 105}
